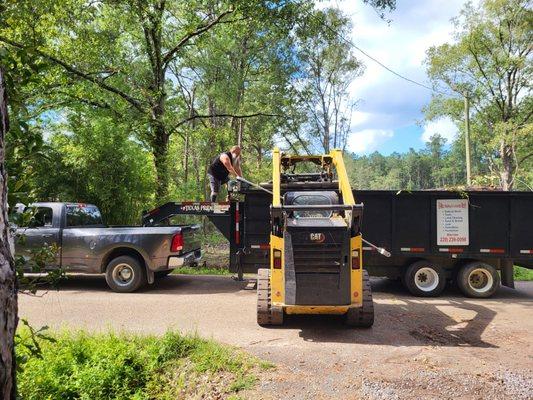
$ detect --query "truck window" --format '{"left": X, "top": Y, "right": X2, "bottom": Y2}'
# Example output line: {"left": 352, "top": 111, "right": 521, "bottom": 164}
{"left": 26, "top": 207, "right": 54, "bottom": 228}
{"left": 66, "top": 205, "right": 104, "bottom": 227}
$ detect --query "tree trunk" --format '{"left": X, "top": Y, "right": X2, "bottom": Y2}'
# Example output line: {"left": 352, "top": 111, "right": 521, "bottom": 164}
{"left": 237, "top": 119, "right": 244, "bottom": 147}
{"left": 193, "top": 152, "right": 200, "bottom": 201}
{"left": 183, "top": 88, "right": 196, "bottom": 183}
{"left": 0, "top": 66, "right": 18, "bottom": 400}
{"left": 183, "top": 131, "right": 189, "bottom": 183}
{"left": 500, "top": 141, "right": 513, "bottom": 191}
{"left": 152, "top": 121, "right": 170, "bottom": 200}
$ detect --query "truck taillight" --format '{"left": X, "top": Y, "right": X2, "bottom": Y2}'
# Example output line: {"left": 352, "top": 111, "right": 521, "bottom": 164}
{"left": 273, "top": 249, "right": 282, "bottom": 269}
{"left": 351, "top": 249, "right": 360, "bottom": 269}
{"left": 171, "top": 233, "right": 183, "bottom": 252}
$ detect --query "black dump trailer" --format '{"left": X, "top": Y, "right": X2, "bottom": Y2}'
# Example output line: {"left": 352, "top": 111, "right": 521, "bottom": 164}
{"left": 143, "top": 189, "right": 533, "bottom": 298}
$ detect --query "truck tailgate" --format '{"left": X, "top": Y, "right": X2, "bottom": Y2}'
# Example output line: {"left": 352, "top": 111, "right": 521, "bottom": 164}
{"left": 181, "top": 224, "right": 202, "bottom": 253}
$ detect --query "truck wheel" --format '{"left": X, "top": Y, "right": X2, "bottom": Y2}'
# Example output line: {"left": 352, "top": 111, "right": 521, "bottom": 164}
{"left": 457, "top": 262, "right": 500, "bottom": 298}
{"left": 345, "top": 270, "right": 374, "bottom": 328}
{"left": 105, "top": 256, "right": 146, "bottom": 293}
{"left": 404, "top": 261, "right": 446, "bottom": 297}
{"left": 155, "top": 270, "right": 172, "bottom": 279}
{"left": 257, "top": 268, "right": 283, "bottom": 326}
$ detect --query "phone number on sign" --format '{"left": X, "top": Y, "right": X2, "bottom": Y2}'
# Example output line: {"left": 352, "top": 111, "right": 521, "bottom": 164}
{"left": 439, "top": 237, "right": 467, "bottom": 243}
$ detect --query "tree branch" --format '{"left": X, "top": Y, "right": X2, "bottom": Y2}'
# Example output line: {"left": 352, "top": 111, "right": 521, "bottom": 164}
{"left": 169, "top": 112, "right": 281, "bottom": 134}
{"left": 0, "top": 36, "right": 145, "bottom": 112}
{"left": 162, "top": 9, "right": 233, "bottom": 67}
{"left": 519, "top": 152, "right": 533, "bottom": 165}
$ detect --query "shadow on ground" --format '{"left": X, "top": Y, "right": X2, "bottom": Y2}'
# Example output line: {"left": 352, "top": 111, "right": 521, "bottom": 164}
{"left": 267, "top": 279, "right": 532, "bottom": 348}
{"left": 23, "top": 273, "right": 248, "bottom": 295}
{"left": 289, "top": 300, "right": 497, "bottom": 348}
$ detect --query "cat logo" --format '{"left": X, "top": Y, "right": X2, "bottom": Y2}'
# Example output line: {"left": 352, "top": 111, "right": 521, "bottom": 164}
{"left": 310, "top": 233, "right": 325, "bottom": 243}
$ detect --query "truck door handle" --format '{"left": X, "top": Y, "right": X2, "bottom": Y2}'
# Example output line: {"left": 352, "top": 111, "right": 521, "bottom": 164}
{"left": 42, "top": 234, "right": 53, "bottom": 238}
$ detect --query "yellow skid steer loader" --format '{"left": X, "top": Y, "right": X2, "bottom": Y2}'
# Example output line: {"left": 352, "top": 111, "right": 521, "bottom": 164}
{"left": 257, "top": 148, "right": 374, "bottom": 327}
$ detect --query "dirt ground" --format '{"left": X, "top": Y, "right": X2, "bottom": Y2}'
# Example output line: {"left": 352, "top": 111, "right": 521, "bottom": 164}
{"left": 19, "top": 275, "right": 533, "bottom": 400}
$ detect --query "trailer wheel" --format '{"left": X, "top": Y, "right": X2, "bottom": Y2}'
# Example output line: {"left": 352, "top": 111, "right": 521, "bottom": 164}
{"left": 403, "top": 261, "right": 446, "bottom": 297}
{"left": 345, "top": 270, "right": 374, "bottom": 328}
{"left": 105, "top": 256, "right": 146, "bottom": 293}
{"left": 457, "top": 262, "right": 500, "bottom": 298}
{"left": 257, "top": 268, "right": 283, "bottom": 326}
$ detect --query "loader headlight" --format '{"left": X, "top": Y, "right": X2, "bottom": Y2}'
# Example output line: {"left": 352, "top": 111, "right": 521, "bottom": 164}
{"left": 273, "top": 249, "right": 282, "bottom": 269}
{"left": 351, "top": 249, "right": 360, "bottom": 269}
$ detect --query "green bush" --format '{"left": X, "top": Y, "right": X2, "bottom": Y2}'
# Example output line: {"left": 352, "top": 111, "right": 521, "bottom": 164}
{"left": 17, "top": 330, "right": 259, "bottom": 399}
{"left": 514, "top": 266, "right": 533, "bottom": 281}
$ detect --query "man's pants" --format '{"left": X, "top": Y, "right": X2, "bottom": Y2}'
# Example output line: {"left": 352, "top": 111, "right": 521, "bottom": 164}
{"left": 208, "top": 174, "right": 228, "bottom": 202}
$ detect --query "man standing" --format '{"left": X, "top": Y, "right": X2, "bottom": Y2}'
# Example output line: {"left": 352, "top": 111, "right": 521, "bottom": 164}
{"left": 207, "top": 145, "right": 243, "bottom": 202}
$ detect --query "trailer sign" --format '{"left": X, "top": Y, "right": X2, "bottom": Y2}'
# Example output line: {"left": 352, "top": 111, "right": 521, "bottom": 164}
{"left": 179, "top": 202, "right": 230, "bottom": 214}
{"left": 436, "top": 199, "right": 469, "bottom": 246}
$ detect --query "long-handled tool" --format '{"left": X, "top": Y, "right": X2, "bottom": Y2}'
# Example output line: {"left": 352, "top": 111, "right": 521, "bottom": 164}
{"left": 236, "top": 176, "right": 281, "bottom": 199}
{"left": 362, "top": 238, "right": 391, "bottom": 257}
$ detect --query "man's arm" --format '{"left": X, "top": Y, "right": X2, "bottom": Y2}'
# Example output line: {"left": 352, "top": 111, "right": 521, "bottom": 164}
{"left": 220, "top": 154, "right": 239, "bottom": 176}
{"left": 233, "top": 157, "right": 243, "bottom": 177}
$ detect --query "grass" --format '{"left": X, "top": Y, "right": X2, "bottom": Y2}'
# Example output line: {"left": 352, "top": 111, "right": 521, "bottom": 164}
{"left": 514, "top": 265, "right": 533, "bottom": 281}
{"left": 173, "top": 266, "right": 231, "bottom": 275}
{"left": 17, "top": 329, "right": 266, "bottom": 400}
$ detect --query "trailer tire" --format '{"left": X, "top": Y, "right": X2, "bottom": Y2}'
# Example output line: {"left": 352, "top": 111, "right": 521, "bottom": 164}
{"left": 105, "top": 256, "right": 146, "bottom": 293}
{"left": 403, "top": 261, "right": 446, "bottom": 297}
{"left": 257, "top": 268, "right": 283, "bottom": 326}
{"left": 345, "top": 270, "right": 374, "bottom": 328}
{"left": 457, "top": 262, "right": 499, "bottom": 298}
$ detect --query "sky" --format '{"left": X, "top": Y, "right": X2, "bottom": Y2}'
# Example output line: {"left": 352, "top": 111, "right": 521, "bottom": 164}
{"left": 324, "top": 0, "right": 467, "bottom": 155}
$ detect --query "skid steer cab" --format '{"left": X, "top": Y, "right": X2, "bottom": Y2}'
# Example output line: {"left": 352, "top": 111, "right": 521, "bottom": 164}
{"left": 257, "top": 148, "right": 374, "bottom": 327}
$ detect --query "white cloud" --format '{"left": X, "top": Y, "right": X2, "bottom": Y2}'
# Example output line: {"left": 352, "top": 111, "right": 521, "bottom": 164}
{"left": 350, "top": 110, "right": 371, "bottom": 126}
{"left": 421, "top": 117, "right": 459, "bottom": 143}
{"left": 347, "top": 129, "right": 394, "bottom": 154}
{"left": 323, "top": 0, "right": 466, "bottom": 150}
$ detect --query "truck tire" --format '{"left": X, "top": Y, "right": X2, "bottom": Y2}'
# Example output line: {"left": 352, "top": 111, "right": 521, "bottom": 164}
{"left": 257, "top": 268, "right": 283, "bottom": 326}
{"left": 457, "top": 262, "right": 500, "bottom": 298}
{"left": 105, "top": 255, "right": 146, "bottom": 293}
{"left": 155, "top": 270, "right": 172, "bottom": 279}
{"left": 403, "top": 260, "right": 446, "bottom": 297}
{"left": 345, "top": 270, "right": 374, "bottom": 328}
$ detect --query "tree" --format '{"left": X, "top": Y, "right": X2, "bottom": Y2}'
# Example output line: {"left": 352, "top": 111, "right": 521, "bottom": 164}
{"left": 295, "top": 8, "right": 363, "bottom": 153}
{"left": 0, "top": 0, "right": 398, "bottom": 200}
{"left": 0, "top": 0, "right": 275, "bottom": 198}
{"left": 31, "top": 111, "right": 156, "bottom": 224}
{"left": 425, "top": 0, "right": 532, "bottom": 190}
{"left": 0, "top": 65, "right": 17, "bottom": 400}
{"left": 171, "top": 2, "right": 304, "bottom": 190}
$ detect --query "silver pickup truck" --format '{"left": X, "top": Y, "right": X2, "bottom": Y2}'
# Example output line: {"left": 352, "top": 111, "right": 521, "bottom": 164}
{"left": 15, "top": 202, "right": 201, "bottom": 292}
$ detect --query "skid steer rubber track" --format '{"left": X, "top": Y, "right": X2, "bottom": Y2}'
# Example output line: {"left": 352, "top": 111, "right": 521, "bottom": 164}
{"left": 345, "top": 270, "right": 374, "bottom": 328}
{"left": 257, "top": 268, "right": 283, "bottom": 326}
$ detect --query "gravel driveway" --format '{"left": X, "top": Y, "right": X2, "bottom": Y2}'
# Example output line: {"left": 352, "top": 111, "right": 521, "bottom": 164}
{"left": 19, "top": 275, "right": 533, "bottom": 399}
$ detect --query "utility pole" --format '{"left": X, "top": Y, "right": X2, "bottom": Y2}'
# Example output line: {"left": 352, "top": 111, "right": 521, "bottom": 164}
{"left": 464, "top": 94, "right": 472, "bottom": 186}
